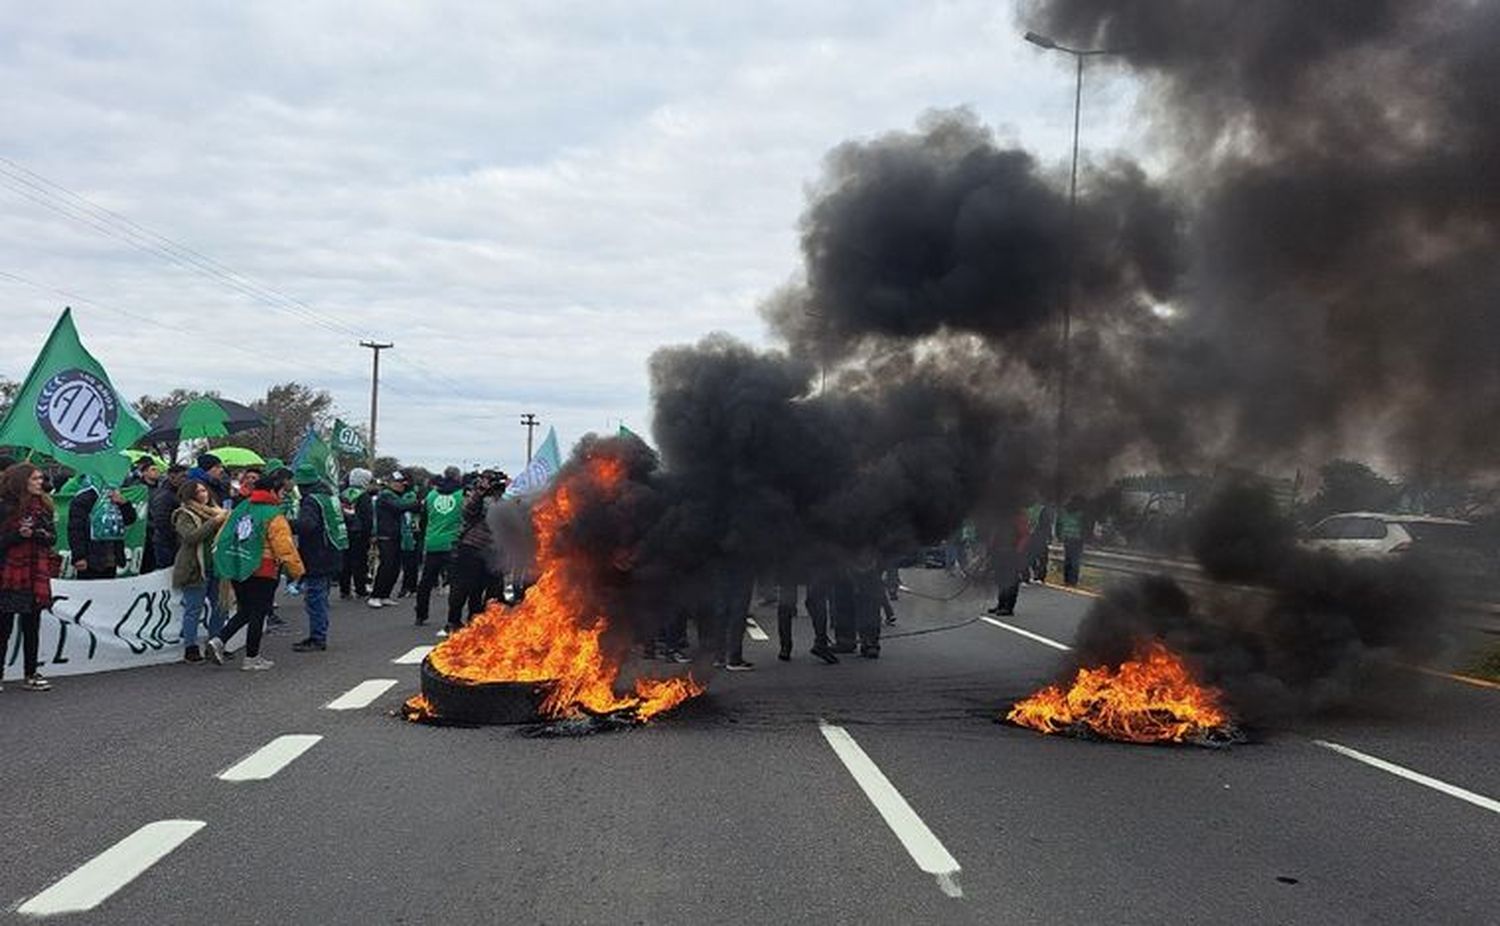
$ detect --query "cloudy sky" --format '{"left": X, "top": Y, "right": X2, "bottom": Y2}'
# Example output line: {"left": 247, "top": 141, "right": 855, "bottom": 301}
{"left": 0, "top": 1, "right": 1139, "bottom": 473}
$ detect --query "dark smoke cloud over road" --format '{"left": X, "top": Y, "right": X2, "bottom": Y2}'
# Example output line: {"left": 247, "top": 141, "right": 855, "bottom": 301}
{"left": 539, "top": 1, "right": 1497, "bottom": 718}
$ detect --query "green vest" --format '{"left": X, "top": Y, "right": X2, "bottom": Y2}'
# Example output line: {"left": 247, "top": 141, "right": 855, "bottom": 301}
{"left": 424, "top": 489, "right": 463, "bottom": 553}
{"left": 310, "top": 493, "right": 349, "bottom": 551}
{"left": 1058, "top": 510, "right": 1085, "bottom": 541}
{"left": 213, "top": 501, "right": 281, "bottom": 581}
{"left": 399, "top": 491, "right": 417, "bottom": 551}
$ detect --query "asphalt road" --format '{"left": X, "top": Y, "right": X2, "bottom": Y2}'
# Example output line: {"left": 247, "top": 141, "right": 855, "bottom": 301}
{"left": 2, "top": 570, "right": 1498, "bottom": 925}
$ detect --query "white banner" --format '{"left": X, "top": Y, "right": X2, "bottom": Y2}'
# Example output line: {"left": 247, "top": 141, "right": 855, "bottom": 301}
{"left": 6, "top": 569, "right": 194, "bottom": 677}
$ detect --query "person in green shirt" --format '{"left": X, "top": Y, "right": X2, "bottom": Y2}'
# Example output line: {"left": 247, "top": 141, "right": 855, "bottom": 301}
{"left": 1058, "top": 495, "right": 1090, "bottom": 587}
{"left": 414, "top": 467, "right": 464, "bottom": 626}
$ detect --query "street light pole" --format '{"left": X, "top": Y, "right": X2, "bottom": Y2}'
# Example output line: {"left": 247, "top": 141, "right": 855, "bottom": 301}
{"left": 360, "top": 340, "right": 393, "bottom": 469}
{"left": 1024, "top": 31, "right": 1115, "bottom": 508}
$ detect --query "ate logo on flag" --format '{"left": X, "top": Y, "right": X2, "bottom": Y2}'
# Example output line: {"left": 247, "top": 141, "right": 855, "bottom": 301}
{"left": 35, "top": 368, "right": 119, "bottom": 452}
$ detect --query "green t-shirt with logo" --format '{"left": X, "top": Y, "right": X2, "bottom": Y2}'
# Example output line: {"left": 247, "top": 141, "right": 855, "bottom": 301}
{"left": 424, "top": 489, "right": 463, "bottom": 553}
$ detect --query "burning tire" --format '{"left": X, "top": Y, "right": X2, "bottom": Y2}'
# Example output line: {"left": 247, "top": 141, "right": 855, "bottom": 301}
{"left": 419, "top": 657, "right": 555, "bottom": 725}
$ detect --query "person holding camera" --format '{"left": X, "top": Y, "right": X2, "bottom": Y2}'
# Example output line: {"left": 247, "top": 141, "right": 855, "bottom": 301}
{"left": 0, "top": 463, "right": 61, "bottom": 691}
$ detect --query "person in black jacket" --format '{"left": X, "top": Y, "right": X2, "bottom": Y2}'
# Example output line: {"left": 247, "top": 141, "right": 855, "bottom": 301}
{"left": 148, "top": 464, "right": 186, "bottom": 572}
{"left": 292, "top": 465, "right": 345, "bottom": 651}
{"left": 368, "top": 472, "right": 418, "bottom": 608}
{"left": 67, "top": 477, "right": 138, "bottom": 579}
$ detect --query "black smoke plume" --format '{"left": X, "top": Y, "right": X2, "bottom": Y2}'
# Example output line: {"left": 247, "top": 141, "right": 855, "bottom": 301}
{"left": 507, "top": 1, "right": 1498, "bottom": 723}
{"left": 1068, "top": 482, "right": 1447, "bottom": 723}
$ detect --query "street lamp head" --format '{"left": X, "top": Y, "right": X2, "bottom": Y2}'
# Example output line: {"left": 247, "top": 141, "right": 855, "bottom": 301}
{"left": 1024, "top": 31, "right": 1057, "bottom": 50}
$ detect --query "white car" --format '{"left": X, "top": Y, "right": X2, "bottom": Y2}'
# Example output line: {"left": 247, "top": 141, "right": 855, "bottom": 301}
{"left": 1303, "top": 512, "right": 1476, "bottom": 558}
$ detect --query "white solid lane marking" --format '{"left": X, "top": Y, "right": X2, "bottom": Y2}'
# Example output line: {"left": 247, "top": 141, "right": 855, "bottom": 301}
{"left": 325, "top": 679, "right": 399, "bottom": 711}
{"left": 979, "top": 615, "right": 1072, "bottom": 651}
{"left": 393, "top": 645, "right": 433, "bottom": 664}
{"left": 1314, "top": 740, "right": 1500, "bottom": 816}
{"left": 18, "top": 819, "right": 205, "bottom": 916}
{"left": 217, "top": 734, "right": 323, "bottom": 782}
{"left": 818, "top": 721, "right": 963, "bottom": 898}
{"left": 745, "top": 618, "right": 770, "bottom": 642}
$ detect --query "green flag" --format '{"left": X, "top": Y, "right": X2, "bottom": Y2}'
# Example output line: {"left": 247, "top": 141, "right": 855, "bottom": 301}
{"left": 332, "top": 418, "right": 367, "bottom": 457}
{"left": 0, "top": 308, "right": 147, "bottom": 483}
{"left": 292, "top": 425, "right": 340, "bottom": 489}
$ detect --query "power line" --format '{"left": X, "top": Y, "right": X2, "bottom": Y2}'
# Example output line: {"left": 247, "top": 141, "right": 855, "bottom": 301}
{"left": 0, "top": 157, "right": 490, "bottom": 402}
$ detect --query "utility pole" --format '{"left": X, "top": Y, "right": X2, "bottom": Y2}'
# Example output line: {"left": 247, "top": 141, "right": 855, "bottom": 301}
{"left": 520, "top": 413, "right": 540, "bottom": 463}
{"left": 360, "top": 340, "right": 393, "bottom": 468}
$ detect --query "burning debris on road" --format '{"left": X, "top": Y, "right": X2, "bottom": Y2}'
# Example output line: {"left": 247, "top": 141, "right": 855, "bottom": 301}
{"left": 405, "top": 449, "right": 704, "bottom": 729}
{"left": 1006, "top": 641, "right": 1245, "bottom": 748}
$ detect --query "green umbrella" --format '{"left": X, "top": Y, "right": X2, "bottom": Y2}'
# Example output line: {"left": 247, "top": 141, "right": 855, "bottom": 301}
{"left": 140, "top": 397, "right": 265, "bottom": 443}
{"left": 211, "top": 446, "right": 266, "bottom": 467}
{"left": 122, "top": 449, "right": 168, "bottom": 470}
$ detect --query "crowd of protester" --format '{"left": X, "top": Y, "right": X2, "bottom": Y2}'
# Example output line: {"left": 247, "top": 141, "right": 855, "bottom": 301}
{"left": 0, "top": 450, "right": 522, "bottom": 687}
{"left": 2, "top": 448, "right": 1090, "bottom": 690}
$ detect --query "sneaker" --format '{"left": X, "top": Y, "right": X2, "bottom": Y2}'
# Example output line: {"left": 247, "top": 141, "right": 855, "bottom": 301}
{"left": 809, "top": 644, "right": 840, "bottom": 665}
{"left": 183, "top": 645, "right": 203, "bottom": 663}
{"left": 22, "top": 675, "right": 52, "bottom": 691}
{"left": 664, "top": 649, "right": 692, "bottom": 664}
{"left": 724, "top": 660, "right": 755, "bottom": 672}
{"left": 241, "top": 655, "right": 274, "bottom": 671}
{"left": 291, "top": 638, "right": 327, "bottom": 652}
{"left": 205, "top": 637, "right": 226, "bottom": 666}
{"left": 437, "top": 626, "right": 458, "bottom": 639}
{"left": 884, "top": 615, "right": 897, "bottom": 626}
{"left": 367, "top": 598, "right": 384, "bottom": 609}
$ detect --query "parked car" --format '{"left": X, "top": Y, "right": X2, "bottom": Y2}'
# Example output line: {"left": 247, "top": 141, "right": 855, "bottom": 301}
{"left": 1303, "top": 512, "right": 1477, "bottom": 558}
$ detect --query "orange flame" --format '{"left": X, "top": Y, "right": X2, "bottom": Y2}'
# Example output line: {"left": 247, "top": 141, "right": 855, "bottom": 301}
{"left": 427, "top": 455, "right": 703, "bottom": 721}
{"left": 1007, "top": 641, "right": 1231, "bottom": 744}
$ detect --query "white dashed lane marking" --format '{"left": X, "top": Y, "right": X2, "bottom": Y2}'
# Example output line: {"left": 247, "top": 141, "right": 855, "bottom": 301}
{"left": 393, "top": 645, "right": 433, "bottom": 664}
{"left": 217, "top": 734, "right": 323, "bottom": 782}
{"left": 1314, "top": 740, "right": 1500, "bottom": 816}
{"left": 979, "top": 615, "right": 1071, "bottom": 651}
{"left": 325, "top": 679, "right": 399, "bottom": 710}
{"left": 18, "top": 820, "right": 206, "bottom": 917}
{"left": 818, "top": 721, "right": 963, "bottom": 898}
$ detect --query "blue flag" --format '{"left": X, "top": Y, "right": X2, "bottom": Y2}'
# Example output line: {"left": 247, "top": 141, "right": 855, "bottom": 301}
{"left": 505, "top": 427, "right": 561, "bottom": 498}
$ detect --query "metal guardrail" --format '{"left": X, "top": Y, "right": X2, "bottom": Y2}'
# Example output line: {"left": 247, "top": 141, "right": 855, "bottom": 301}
{"left": 1061, "top": 544, "right": 1500, "bottom": 632}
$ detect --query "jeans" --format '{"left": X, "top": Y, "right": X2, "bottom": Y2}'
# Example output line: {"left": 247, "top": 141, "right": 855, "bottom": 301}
{"left": 179, "top": 583, "right": 219, "bottom": 646}
{"left": 217, "top": 577, "right": 277, "bottom": 659}
{"left": 712, "top": 566, "right": 752, "bottom": 663}
{"left": 415, "top": 550, "right": 451, "bottom": 624}
{"left": 1, "top": 610, "right": 42, "bottom": 678}
{"left": 1062, "top": 538, "right": 1084, "bottom": 586}
{"left": 303, "top": 575, "right": 331, "bottom": 642}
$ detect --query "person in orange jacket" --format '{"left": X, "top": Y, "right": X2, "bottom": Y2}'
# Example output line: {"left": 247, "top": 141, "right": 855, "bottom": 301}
{"left": 204, "top": 467, "right": 305, "bottom": 671}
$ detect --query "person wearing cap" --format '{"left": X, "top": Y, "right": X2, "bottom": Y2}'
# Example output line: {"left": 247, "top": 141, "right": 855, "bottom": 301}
{"left": 369, "top": 471, "right": 418, "bottom": 608}
{"left": 291, "top": 463, "right": 346, "bottom": 651}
